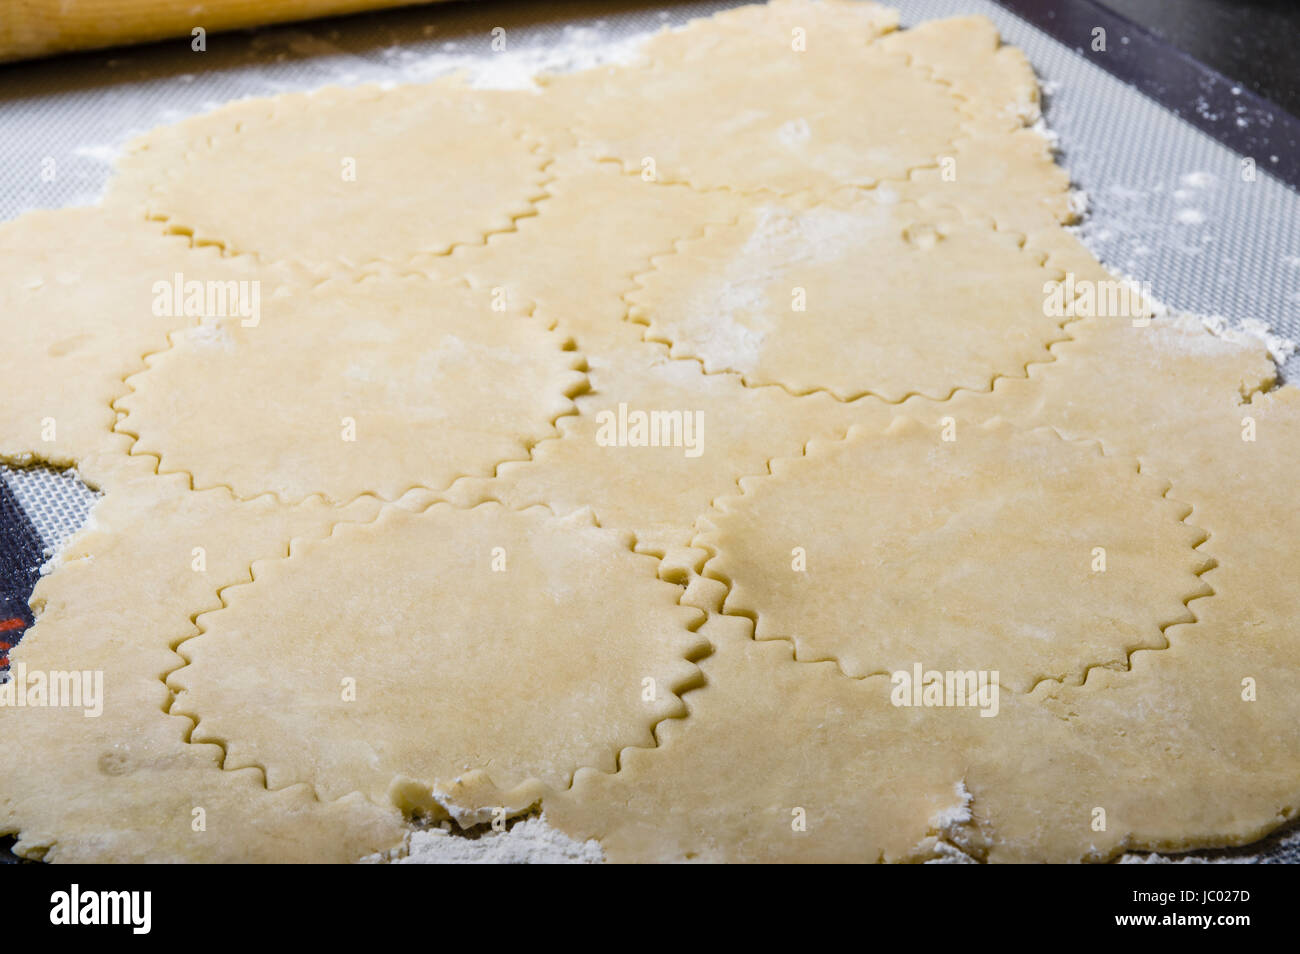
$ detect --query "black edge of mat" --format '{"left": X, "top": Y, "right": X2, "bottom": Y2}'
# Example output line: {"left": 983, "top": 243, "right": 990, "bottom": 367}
{"left": 0, "top": 476, "right": 43, "bottom": 863}
{"left": 992, "top": 0, "right": 1300, "bottom": 192}
{"left": 0, "top": 475, "right": 44, "bottom": 664}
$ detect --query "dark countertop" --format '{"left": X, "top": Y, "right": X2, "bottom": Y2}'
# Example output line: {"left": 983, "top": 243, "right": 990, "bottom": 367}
{"left": 1098, "top": 0, "right": 1300, "bottom": 118}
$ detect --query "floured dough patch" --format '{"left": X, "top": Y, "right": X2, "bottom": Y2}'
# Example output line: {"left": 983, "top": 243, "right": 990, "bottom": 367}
{"left": 115, "top": 276, "right": 588, "bottom": 503}
{"left": 699, "top": 418, "right": 1213, "bottom": 692}
{"left": 628, "top": 196, "right": 1067, "bottom": 401}
{"left": 108, "top": 81, "right": 551, "bottom": 275}
{"left": 167, "top": 502, "right": 708, "bottom": 808}
{"left": 936, "top": 314, "right": 1283, "bottom": 470}
{"left": 542, "top": 0, "right": 965, "bottom": 193}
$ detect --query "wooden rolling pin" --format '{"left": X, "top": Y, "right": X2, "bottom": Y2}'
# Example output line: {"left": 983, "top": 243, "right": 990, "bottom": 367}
{"left": 0, "top": 0, "right": 457, "bottom": 62}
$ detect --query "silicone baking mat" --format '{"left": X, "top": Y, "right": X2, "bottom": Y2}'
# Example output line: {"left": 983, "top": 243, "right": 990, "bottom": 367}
{"left": 1, "top": 0, "right": 1297, "bottom": 862}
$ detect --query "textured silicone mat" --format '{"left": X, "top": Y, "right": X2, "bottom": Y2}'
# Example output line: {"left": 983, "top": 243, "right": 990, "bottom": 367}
{"left": 1, "top": 0, "right": 1297, "bottom": 862}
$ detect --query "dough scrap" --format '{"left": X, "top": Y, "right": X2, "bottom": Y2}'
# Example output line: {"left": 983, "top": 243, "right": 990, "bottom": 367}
{"left": 115, "top": 275, "right": 588, "bottom": 503}
{"left": 626, "top": 195, "right": 1068, "bottom": 401}
{"left": 541, "top": 0, "right": 966, "bottom": 194}
{"left": 874, "top": 16, "right": 1074, "bottom": 234}
{"left": 167, "top": 501, "right": 708, "bottom": 807}
{"left": 108, "top": 81, "right": 552, "bottom": 276}
{"left": 967, "top": 382, "right": 1300, "bottom": 862}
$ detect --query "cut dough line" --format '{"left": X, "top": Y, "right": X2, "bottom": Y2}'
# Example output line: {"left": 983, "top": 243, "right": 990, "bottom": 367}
{"left": 135, "top": 146, "right": 560, "bottom": 285}
{"left": 117, "top": 91, "right": 559, "bottom": 282}
{"left": 689, "top": 420, "right": 1219, "bottom": 693}
{"left": 159, "top": 496, "right": 714, "bottom": 811}
{"left": 569, "top": 146, "right": 975, "bottom": 205}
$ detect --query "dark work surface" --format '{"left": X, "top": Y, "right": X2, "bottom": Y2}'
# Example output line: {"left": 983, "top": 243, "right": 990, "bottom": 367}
{"left": 1098, "top": 0, "right": 1300, "bottom": 119}
{"left": 996, "top": 0, "right": 1300, "bottom": 190}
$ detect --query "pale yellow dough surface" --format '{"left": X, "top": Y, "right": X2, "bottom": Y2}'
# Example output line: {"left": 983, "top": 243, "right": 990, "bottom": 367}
{"left": 0, "top": 208, "right": 280, "bottom": 468}
{"left": 107, "top": 83, "right": 553, "bottom": 276}
{"left": 116, "top": 276, "right": 588, "bottom": 504}
{"left": 627, "top": 196, "right": 1067, "bottom": 400}
{"left": 169, "top": 502, "right": 707, "bottom": 809}
{"left": 541, "top": 0, "right": 966, "bottom": 193}
{"left": 1, "top": 0, "right": 1297, "bottom": 864}
{"left": 700, "top": 418, "right": 1212, "bottom": 692}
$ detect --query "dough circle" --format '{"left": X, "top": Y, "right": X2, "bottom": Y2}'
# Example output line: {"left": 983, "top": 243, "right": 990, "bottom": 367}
{"left": 542, "top": 1, "right": 965, "bottom": 193}
{"left": 168, "top": 503, "right": 708, "bottom": 805}
{"left": 115, "top": 276, "right": 588, "bottom": 503}
{"left": 110, "top": 82, "right": 551, "bottom": 273}
{"left": 627, "top": 198, "right": 1067, "bottom": 401}
{"left": 699, "top": 419, "right": 1214, "bottom": 692}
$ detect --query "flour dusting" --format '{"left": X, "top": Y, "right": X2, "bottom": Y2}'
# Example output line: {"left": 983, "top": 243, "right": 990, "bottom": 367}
{"left": 920, "top": 780, "right": 981, "bottom": 864}
{"left": 1112, "top": 269, "right": 1298, "bottom": 367}
{"left": 367, "top": 816, "right": 603, "bottom": 864}
{"left": 684, "top": 205, "right": 887, "bottom": 371}
{"left": 375, "top": 24, "right": 652, "bottom": 90}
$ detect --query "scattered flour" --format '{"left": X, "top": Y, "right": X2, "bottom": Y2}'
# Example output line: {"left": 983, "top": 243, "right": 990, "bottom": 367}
{"left": 52, "top": 20, "right": 659, "bottom": 197}
{"left": 685, "top": 204, "right": 887, "bottom": 372}
{"left": 872, "top": 184, "right": 901, "bottom": 205}
{"left": 1030, "top": 115, "right": 1061, "bottom": 153}
{"left": 1120, "top": 820, "right": 1300, "bottom": 864}
{"left": 366, "top": 816, "right": 603, "bottom": 864}
{"left": 185, "top": 318, "right": 236, "bottom": 351}
{"left": 929, "top": 779, "right": 974, "bottom": 832}
{"left": 1113, "top": 270, "right": 1298, "bottom": 366}
{"left": 1119, "top": 853, "right": 1242, "bottom": 864}
{"left": 1200, "top": 315, "right": 1297, "bottom": 366}
{"left": 72, "top": 144, "right": 122, "bottom": 164}
{"left": 920, "top": 780, "right": 981, "bottom": 864}
{"left": 377, "top": 25, "right": 652, "bottom": 90}
{"left": 776, "top": 117, "right": 812, "bottom": 149}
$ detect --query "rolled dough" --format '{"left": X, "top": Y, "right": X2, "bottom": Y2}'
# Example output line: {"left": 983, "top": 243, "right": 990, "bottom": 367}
{"left": 1, "top": 0, "right": 1297, "bottom": 864}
